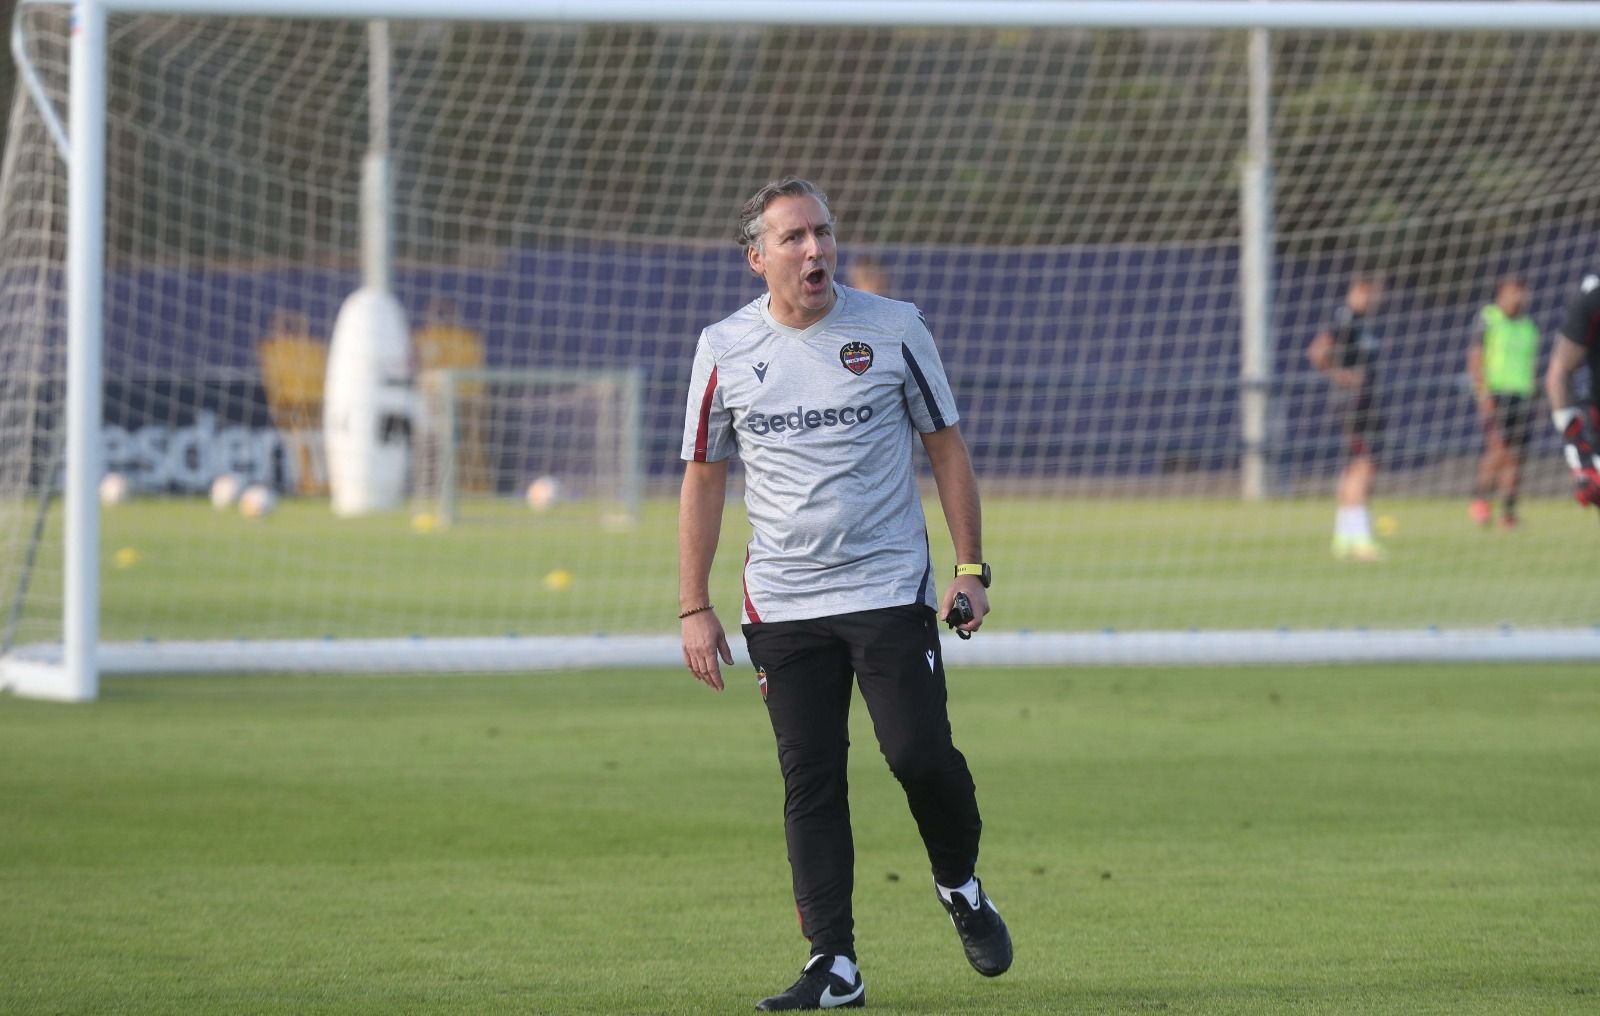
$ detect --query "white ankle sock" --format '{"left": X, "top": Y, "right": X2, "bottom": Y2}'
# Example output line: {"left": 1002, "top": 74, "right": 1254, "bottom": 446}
{"left": 1336, "top": 506, "right": 1372, "bottom": 541}
{"left": 829, "top": 955, "right": 858, "bottom": 982}
{"left": 936, "top": 875, "right": 980, "bottom": 909}
{"left": 1350, "top": 506, "right": 1372, "bottom": 541}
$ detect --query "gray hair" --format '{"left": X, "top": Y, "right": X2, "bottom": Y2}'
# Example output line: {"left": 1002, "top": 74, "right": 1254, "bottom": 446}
{"left": 736, "top": 177, "right": 834, "bottom": 253}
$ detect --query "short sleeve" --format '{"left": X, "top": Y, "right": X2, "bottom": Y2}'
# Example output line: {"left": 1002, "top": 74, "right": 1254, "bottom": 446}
{"left": 680, "top": 334, "right": 735, "bottom": 462}
{"left": 1561, "top": 286, "right": 1600, "bottom": 351}
{"left": 1472, "top": 308, "right": 1490, "bottom": 344}
{"left": 900, "top": 310, "right": 960, "bottom": 433}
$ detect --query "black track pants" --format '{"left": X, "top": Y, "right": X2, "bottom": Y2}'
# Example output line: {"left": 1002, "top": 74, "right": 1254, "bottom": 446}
{"left": 743, "top": 602, "right": 982, "bottom": 960}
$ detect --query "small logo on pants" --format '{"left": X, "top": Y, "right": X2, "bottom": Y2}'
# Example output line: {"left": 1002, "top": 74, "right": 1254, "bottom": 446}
{"left": 757, "top": 665, "right": 769, "bottom": 700}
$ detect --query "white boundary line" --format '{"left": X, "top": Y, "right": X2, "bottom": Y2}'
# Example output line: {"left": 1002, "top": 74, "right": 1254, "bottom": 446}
{"left": 5, "top": 628, "right": 1598, "bottom": 697}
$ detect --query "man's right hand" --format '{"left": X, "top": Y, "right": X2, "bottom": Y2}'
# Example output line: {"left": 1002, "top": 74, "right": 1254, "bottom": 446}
{"left": 681, "top": 609, "right": 734, "bottom": 691}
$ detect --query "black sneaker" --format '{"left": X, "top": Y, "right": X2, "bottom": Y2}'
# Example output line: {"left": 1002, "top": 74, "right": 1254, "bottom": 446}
{"left": 938, "top": 878, "right": 1012, "bottom": 977}
{"left": 755, "top": 954, "right": 865, "bottom": 1011}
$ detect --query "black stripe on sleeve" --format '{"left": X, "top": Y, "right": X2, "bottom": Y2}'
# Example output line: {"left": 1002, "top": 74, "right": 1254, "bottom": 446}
{"left": 901, "top": 342, "right": 947, "bottom": 430}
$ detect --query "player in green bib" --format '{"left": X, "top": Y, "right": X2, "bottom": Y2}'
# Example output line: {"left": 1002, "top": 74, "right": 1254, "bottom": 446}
{"left": 1467, "top": 276, "right": 1540, "bottom": 528}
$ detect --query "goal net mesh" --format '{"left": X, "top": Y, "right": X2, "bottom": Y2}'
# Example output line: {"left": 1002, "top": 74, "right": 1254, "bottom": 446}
{"left": 2, "top": 13, "right": 1598, "bottom": 661}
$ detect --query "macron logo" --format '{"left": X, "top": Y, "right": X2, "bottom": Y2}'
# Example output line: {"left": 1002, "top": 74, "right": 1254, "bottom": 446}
{"left": 753, "top": 362, "right": 769, "bottom": 383}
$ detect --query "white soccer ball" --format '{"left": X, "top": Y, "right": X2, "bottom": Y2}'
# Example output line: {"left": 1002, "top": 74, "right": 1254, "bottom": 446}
{"left": 98, "top": 472, "right": 130, "bottom": 506}
{"left": 526, "top": 475, "right": 563, "bottom": 513}
{"left": 238, "top": 484, "right": 278, "bottom": 519}
{"left": 209, "top": 473, "right": 244, "bottom": 510}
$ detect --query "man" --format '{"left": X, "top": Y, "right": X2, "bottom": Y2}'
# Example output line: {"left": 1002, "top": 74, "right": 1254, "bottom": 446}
{"left": 1467, "top": 276, "right": 1540, "bottom": 529}
{"left": 1546, "top": 274, "right": 1600, "bottom": 514}
{"left": 1306, "top": 276, "right": 1385, "bottom": 560}
{"left": 256, "top": 310, "right": 328, "bottom": 495}
{"left": 844, "top": 253, "right": 891, "bottom": 297}
{"left": 678, "top": 177, "right": 1011, "bottom": 1011}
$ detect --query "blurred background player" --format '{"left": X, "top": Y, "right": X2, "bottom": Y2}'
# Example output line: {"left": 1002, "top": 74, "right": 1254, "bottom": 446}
{"left": 256, "top": 310, "right": 328, "bottom": 495}
{"left": 844, "top": 252, "right": 891, "bottom": 297}
{"left": 1307, "top": 276, "right": 1385, "bottom": 560}
{"left": 1467, "top": 276, "right": 1539, "bottom": 529}
{"left": 1547, "top": 274, "right": 1600, "bottom": 513}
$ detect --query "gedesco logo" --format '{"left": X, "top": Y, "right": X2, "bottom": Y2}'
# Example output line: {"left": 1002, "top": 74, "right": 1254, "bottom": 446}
{"left": 744, "top": 404, "right": 874, "bottom": 436}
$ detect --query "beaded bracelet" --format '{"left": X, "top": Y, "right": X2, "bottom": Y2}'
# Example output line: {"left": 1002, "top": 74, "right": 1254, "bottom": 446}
{"left": 678, "top": 604, "right": 714, "bottom": 619}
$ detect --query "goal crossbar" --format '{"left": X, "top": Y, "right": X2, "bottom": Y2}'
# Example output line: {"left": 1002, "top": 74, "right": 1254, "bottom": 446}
{"left": 74, "top": 1, "right": 1600, "bottom": 32}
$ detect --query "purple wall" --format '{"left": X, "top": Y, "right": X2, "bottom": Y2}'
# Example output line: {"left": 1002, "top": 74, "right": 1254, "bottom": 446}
{"left": 72, "top": 233, "right": 1593, "bottom": 493}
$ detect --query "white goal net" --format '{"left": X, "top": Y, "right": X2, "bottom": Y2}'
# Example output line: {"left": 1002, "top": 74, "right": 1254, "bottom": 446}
{"left": 3, "top": 6, "right": 1599, "bottom": 692}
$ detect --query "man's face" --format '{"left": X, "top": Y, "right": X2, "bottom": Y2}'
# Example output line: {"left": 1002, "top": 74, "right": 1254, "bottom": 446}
{"left": 748, "top": 194, "right": 837, "bottom": 328}
{"left": 1497, "top": 281, "right": 1526, "bottom": 317}
{"left": 1348, "top": 280, "right": 1380, "bottom": 315}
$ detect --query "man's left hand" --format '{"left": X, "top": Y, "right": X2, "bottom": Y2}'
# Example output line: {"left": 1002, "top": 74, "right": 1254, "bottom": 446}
{"left": 1574, "top": 465, "right": 1600, "bottom": 509}
{"left": 940, "top": 576, "right": 989, "bottom": 637}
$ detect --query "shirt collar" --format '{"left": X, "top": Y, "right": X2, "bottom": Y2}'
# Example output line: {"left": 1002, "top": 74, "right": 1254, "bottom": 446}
{"left": 760, "top": 283, "right": 846, "bottom": 339}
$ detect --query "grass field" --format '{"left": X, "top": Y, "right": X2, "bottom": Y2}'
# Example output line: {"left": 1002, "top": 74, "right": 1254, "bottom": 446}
{"left": 3, "top": 664, "right": 1597, "bottom": 1014}
{"left": 7, "top": 493, "right": 1597, "bottom": 647}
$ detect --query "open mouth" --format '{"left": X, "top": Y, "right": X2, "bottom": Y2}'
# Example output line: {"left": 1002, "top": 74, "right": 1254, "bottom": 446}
{"left": 803, "top": 267, "right": 828, "bottom": 292}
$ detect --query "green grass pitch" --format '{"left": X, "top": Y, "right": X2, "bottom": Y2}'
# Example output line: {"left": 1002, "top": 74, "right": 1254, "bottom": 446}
{"left": 8, "top": 492, "right": 1596, "bottom": 644}
{"left": 3, "top": 664, "right": 1597, "bottom": 1014}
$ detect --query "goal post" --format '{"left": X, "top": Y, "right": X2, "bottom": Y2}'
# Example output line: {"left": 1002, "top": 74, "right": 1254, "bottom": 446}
{"left": 64, "top": 0, "right": 107, "bottom": 703}
{"left": 6, "top": 2, "right": 1600, "bottom": 700}
{"left": 414, "top": 366, "right": 644, "bottom": 529}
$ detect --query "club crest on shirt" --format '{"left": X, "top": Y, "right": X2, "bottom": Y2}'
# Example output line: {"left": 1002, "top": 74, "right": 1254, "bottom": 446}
{"left": 756, "top": 665, "right": 769, "bottom": 700}
{"left": 839, "top": 341, "right": 873, "bottom": 375}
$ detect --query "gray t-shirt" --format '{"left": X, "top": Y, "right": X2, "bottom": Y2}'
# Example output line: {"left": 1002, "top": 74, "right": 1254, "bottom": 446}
{"left": 681, "top": 284, "right": 960, "bottom": 624}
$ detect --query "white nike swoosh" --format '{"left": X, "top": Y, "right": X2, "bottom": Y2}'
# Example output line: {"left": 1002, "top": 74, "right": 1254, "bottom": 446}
{"left": 820, "top": 980, "right": 864, "bottom": 1007}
